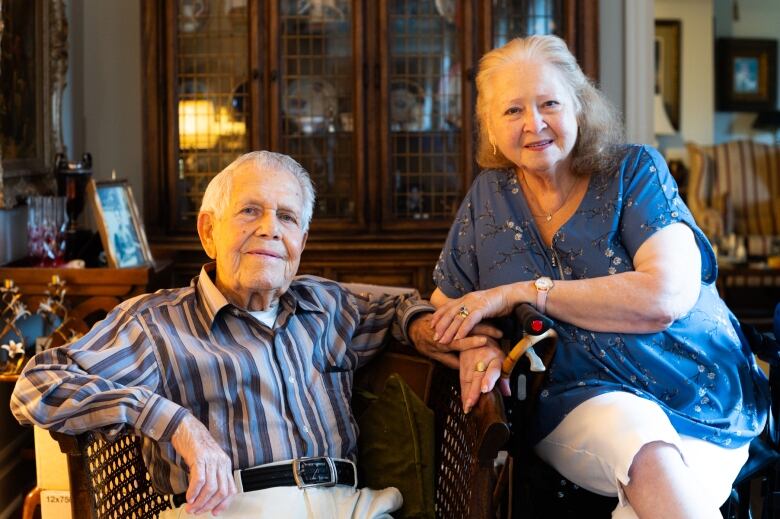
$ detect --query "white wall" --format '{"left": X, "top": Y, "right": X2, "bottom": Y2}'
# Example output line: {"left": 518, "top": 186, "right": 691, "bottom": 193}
{"left": 655, "top": 0, "right": 715, "bottom": 150}
{"left": 713, "top": 0, "right": 780, "bottom": 143}
{"left": 599, "top": 0, "right": 625, "bottom": 115}
{"left": 624, "top": 0, "right": 655, "bottom": 145}
{"left": 68, "top": 0, "right": 143, "bottom": 211}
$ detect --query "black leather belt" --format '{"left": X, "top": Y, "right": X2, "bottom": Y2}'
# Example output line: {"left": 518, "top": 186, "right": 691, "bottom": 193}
{"left": 172, "top": 457, "right": 357, "bottom": 507}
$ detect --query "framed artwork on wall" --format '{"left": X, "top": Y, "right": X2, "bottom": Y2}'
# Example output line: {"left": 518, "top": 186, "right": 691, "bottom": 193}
{"left": 654, "top": 20, "right": 682, "bottom": 131}
{"left": 87, "top": 180, "right": 153, "bottom": 268}
{"left": 0, "top": 0, "right": 68, "bottom": 208}
{"left": 716, "top": 38, "right": 778, "bottom": 112}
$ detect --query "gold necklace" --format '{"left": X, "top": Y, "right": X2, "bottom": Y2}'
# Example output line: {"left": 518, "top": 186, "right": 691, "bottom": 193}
{"left": 521, "top": 173, "right": 580, "bottom": 223}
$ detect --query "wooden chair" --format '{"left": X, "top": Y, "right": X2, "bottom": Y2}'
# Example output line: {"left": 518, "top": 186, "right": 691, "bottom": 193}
{"left": 50, "top": 348, "right": 510, "bottom": 519}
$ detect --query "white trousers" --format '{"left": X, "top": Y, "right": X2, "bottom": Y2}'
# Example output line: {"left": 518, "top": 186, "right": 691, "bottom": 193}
{"left": 158, "top": 485, "right": 402, "bottom": 519}
{"left": 534, "top": 391, "right": 749, "bottom": 519}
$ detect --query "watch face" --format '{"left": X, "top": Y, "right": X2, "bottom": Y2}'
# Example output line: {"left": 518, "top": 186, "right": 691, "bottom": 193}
{"left": 535, "top": 277, "right": 553, "bottom": 291}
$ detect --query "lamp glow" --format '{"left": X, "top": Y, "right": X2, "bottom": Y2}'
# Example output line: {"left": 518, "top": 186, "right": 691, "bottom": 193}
{"left": 179, "top": 100, "right": 218, "bottom": 149}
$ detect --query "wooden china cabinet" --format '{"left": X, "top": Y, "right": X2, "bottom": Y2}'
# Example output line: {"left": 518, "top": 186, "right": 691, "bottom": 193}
{"left": 142, "top": 0, "right": 598, "bottom": 294}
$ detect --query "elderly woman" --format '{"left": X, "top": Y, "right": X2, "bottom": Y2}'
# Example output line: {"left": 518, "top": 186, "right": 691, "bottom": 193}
{"left": 424, "top": 35, "right": 768, "bottom": 518}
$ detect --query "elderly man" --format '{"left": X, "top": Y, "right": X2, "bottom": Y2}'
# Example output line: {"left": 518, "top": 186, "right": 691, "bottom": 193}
{"left": 11, "top": 151, "right": 500, "bottom": 518}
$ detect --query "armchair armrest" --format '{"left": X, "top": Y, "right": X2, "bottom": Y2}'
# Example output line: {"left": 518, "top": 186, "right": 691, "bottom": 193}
{"left": 428, "top": 364, "right": 510, "bottom": 519}
{"left": 50, "top": 431, "right": 94, "bottom": 519}
{"left": 50, "top": 430, "right": 172, "bottom": 519}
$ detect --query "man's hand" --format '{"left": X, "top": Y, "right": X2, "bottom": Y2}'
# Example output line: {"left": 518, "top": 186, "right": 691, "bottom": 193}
{"left": 171, "top": 414, "right": 237, "bottom": 516}
{"left": 409, "top": 313, "right": 503, "bottom": 369}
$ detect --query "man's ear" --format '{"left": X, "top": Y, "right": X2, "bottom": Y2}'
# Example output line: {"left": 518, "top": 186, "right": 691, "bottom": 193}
{"left": 197, "top": 212, "right": 217, "bottom": 259}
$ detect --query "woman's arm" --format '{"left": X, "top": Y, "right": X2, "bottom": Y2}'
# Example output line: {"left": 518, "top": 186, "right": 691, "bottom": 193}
{"left": 432, "top": 222, "right": 702, "bottom": 342}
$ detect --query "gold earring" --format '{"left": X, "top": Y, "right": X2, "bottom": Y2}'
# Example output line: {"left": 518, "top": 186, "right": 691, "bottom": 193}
{"left": 492, "top": 142, "right": 497, "bottom": 156}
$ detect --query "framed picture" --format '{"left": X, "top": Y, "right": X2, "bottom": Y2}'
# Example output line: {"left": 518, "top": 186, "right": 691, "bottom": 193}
{"left": 0, "top": 0, "right": 68, "bottom": 208}
{"left": 654, "top": 20, "right": 681, "bottom": 131}
{"left": 716, "top": 38, "right": 778, "bottom": 112}
{"left": 87, "top": 180, "right": 153, "bottom": 268}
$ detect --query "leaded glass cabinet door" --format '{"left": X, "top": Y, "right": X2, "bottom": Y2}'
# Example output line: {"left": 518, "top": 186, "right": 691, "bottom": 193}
{"left": 380, "top": 0, "right": 471, "bottom": 230}
{"left": 173, "top": 0, "right": 251, "bottom": 232}
{"left": 271, "top": 0, "right": 363, "bottom": 229}
{"left": 492, "top": 0, "right": 562, "bottom": 47}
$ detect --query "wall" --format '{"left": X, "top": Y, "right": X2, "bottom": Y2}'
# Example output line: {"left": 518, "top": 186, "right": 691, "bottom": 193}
{"left": 624, "top": 0, "right": 655, "bottom": 145}
{"left": 599, "top": 0, "right": 624, "bottom": 116}
{"left": 713, "top": 0, "right": 780, "bottom": 143}
{"left": 655, "top": 0, "right": 715, "bottom": 153}
{"left": 66, "top": 0, "right": 144, "bottom": 212}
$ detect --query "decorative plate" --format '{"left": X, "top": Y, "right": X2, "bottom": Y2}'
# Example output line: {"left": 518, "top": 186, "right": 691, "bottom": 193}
{"left": 390, "top": 80, "right": 425, "bottom": 131}
{"left": 284, "top": 78, "right": 339, "bottom": 133}
{"left": 434, "top": 0, "right": 456, "bottom": 24}
{"left": 179, "top": 0, "right": 209, "bottom": 33}
{"left": 297, "top": 0, "right": 346, "bottom": 23}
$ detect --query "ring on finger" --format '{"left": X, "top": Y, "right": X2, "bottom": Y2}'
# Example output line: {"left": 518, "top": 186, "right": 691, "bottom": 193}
{"left": 458, "top": 305, "right": 470, "bottom": 319}
{"left": 475, "top": 360, "right": 487, "bottom": 372}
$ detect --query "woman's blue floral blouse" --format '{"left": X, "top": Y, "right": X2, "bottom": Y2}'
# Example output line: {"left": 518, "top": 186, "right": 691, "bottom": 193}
{"left": 434, "top": 145, "right": 769, "bottom": 448}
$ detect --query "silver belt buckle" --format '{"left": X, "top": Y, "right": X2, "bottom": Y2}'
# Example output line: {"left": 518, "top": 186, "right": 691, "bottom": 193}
{"left": 292, "top": 456, "right": 337, "bottom": 488}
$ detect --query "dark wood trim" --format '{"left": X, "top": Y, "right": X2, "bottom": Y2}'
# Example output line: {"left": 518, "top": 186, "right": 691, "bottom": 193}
{"left": 562, "top": 0, "right": 600, "bottom": 81}
{"left": 141, "top": 0, "right": 165, "bottom": 237}
{"left": 477, "top": 0, "right": 492, "bottom": 59}
{"left": 377, "top": 0, "right": 390, "bottom": 232}
{"left": 248, "top": 0, "right": 263, "bottom": 150}
{"left": 352, "top": 0, "right": 367, "bottom": 230}
{"left": 268, "top": 0, "right": 281, "bottom": 151}
{"left": 164, "top": 0, "right": 180, "bottom": 234}
{"left": 461, "top": 0, "right": 476, "bottom": 191}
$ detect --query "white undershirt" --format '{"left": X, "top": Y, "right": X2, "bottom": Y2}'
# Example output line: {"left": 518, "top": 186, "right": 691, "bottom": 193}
{"left": 249, "top": 305, "right": 279, "bottom": 328}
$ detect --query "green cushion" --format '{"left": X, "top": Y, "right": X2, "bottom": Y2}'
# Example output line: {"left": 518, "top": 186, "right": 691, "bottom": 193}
{"left": 357, "top": 373, "right": 435, "bottom": 519}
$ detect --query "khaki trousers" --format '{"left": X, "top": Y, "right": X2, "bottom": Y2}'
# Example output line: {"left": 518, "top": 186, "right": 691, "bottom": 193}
{"left": 158, "top": 485, "right": 402, "bottom": 519}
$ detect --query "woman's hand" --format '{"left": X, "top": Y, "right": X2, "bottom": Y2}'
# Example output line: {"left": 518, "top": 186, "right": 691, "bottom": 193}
{"left": 431, "top": 285, "right": 518, "bottom": 345}
{"left": 458, "top": 343, "right": 511, "bottom": 414}
{"left": 409, "top": 313, "right": 503, "bottom": 369}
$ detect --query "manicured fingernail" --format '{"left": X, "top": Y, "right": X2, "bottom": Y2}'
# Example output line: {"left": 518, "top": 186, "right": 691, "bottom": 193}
{"left": 463, "top": 399, "right": 473, "bottom": 413}
{"left": 481, "top": 385, "right": 489, "bottom": 393}
{"left": 433, "top": 333, "right": 439, "bottom": 341}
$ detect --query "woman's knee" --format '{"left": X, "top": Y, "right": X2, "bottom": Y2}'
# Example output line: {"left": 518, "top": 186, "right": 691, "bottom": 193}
{"left": 627, "top": 441, "right": 686, "bottom": 485}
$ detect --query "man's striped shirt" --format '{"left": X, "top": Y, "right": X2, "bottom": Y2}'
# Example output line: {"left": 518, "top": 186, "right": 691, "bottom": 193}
{"left": 11, "top": 265, "right": 428, "bottom": 494}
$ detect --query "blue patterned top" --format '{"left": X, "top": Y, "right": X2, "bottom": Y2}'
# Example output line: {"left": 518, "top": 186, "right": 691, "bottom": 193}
{"left": 434, "top": 145, "right": 769, "bottom": 447}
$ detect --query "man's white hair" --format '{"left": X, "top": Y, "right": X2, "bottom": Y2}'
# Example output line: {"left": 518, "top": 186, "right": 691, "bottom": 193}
{"left": 199, "top": 151, "right": 316, "bottom": 231}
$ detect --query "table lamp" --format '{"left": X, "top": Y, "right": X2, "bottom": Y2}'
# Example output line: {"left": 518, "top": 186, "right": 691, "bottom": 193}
{"left": 654, "top": 93, "right": 676, "bottom": 146}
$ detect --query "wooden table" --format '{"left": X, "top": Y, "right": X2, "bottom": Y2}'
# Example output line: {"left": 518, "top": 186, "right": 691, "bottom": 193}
{"left": 0, "top": 263, "right": 172, "bottom": 335}
{"left": 0, "top": 265, "right": 150, "bottom": 301}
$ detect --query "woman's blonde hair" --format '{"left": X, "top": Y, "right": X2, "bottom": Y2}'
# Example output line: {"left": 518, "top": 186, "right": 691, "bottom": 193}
{"left": 475, "top": 35, "right": 625, "bottom": 176}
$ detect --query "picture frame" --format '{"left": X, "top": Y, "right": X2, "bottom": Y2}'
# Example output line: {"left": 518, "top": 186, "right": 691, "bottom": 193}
{"left": 0, "top": 0, "right": 68, "bottom": 208}
{"left": 87, "top": 179, "right": 153, "bottom": 268}
{"left": 716, "top": 38, "right": 778, "bottom": 112}
{"left": 654, "top": 20, "right": 681, "bottom": 131}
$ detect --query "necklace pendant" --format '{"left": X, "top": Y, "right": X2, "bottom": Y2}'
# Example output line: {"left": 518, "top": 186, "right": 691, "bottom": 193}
{"left": 545, "top": 214, "right": 553, "bottom": 222}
